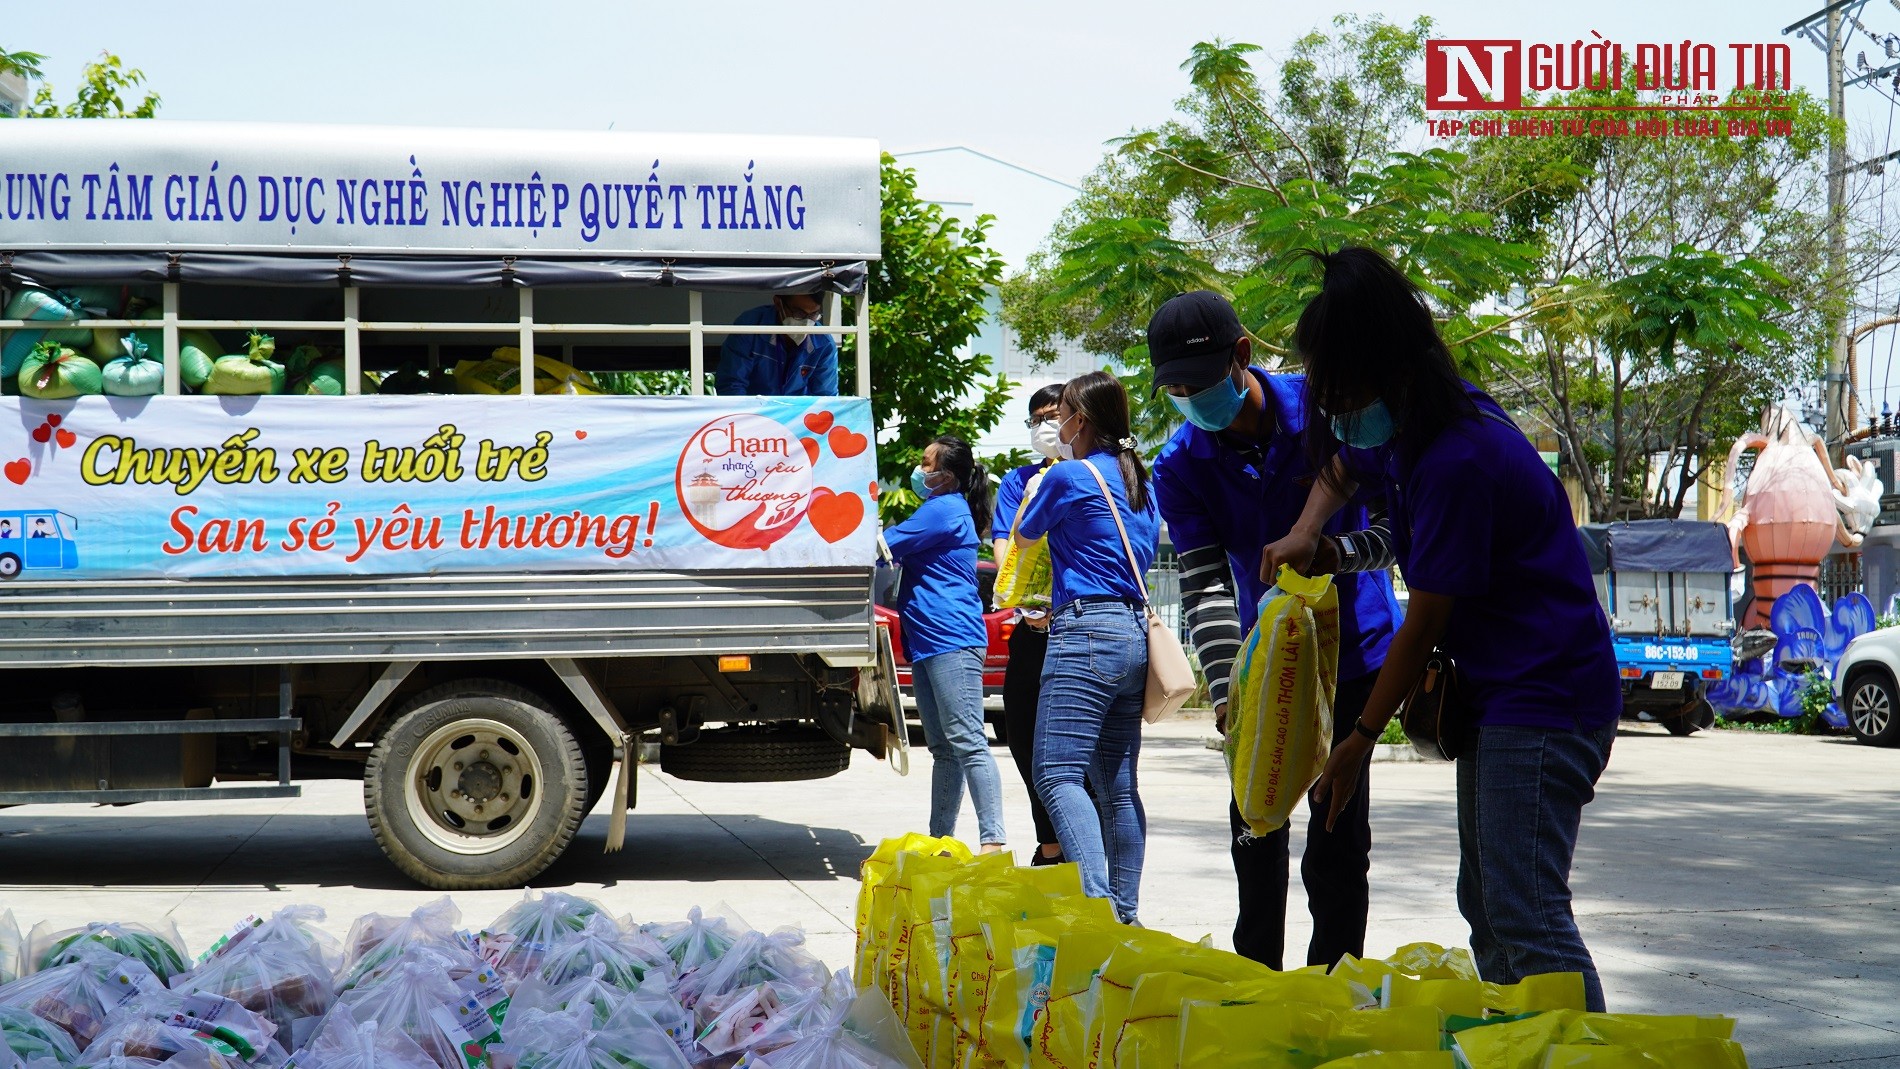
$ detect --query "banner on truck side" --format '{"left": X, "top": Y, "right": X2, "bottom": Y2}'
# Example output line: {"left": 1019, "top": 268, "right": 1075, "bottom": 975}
{"left": 0, "top": 396, "right": 879, "bottom": 580}
{"left": 0, "top": 121, "right": 880, "bottom": 259}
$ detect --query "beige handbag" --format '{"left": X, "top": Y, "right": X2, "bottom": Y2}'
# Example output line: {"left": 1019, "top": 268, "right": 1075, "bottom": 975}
{"left": 1079, "top": 460, "right": 1197, "bottom": 724}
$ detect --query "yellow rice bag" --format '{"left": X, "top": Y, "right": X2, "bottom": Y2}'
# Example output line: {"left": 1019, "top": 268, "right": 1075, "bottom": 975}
{"left": 1228, "top": 570, "right": 1341, "bottom": 836}
{"left": 943, "top": 868, "right": 1087, "bottom": 1068}
{"left": 1177, "top": 1000, "right": 1333, "bottom": 1069}
{"left": 856, "top": 835, "right": 972, "bottom": 987}
{"left": 980, "top": 903, "right": 1117, "bottom": 1069}
{"left": 1086, "top": 933, "right": 1276, "bottom": 1067}
{"left": 1540, "top": 1039, "right": 1747, "bottom": 1068}
{"left": 1028, "top": 927, "right": 1126, "bottom": 1069}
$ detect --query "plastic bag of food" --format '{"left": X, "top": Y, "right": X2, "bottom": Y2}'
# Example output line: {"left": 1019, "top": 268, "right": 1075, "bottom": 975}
{"left": 504, "top": 966, "right": 631, "bottom": 1031}
{"left": 64, "top": 1046, "right": 164, "bottom": 1069}
{"left": 30, "top": 925, "right": 186, "bottom": 986}
{"left": 619, "top": 987, "right": 693, "bottom": 1057}
{"left": 1228, "top": 569, "right": 1340, "bottom": 836}
{"left": 674, "top": 929, "right": 824, "bottom": 1022}
{"left": 327, "top": 961, "right": 472, "bottom": 1069}
{"left": 0, "top": 1006, "right": 82, "bottom": 1067}
{"left": 0, "top": 947, "right": 161, "bottom": 1047}
{"left": 170, "top": 936, "right": 334, "bottom": 1050}
{"left": 128, "top": 309, "right": 219, "bottom": 391}
{"left": 747, "top": 986, "right": 922, "bottom": 1069}
{"left": 480, "top": 893, "right": 612, "bottom": 982}
{"left": 644, "top": 908, "right": 744, "bottom": 977}
{"left": 203, "top": 333, "right": 284, "bottom": 396}
{"left": 529, "top": 917, "right": 667, "bottom": 991}
{"left": 281, "top": 1020, "right": 437, "bottom": 1069}
{"left": 79, "top": 1012, "right": 272, "bottom": 1069}
{"left": 338, "top": 900, "right": 466, "bottom": 993}
{"left": 0, "top": 915, "right": 20, "bottom": 988}
{"left": 493, "top": 1006, "right": 688, "bottom": 1069}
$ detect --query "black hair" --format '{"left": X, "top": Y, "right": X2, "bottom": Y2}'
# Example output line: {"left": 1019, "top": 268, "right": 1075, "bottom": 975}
{"left": 1291, "top": 245, "right": 1476, "bottom": 487}
{"left": 1060, "top": 371, "right": 1151, "bottom": 512}
{"left": 1028, "top": 382, "right": 1065, "bottom": 414}
{"left": 929, "top": 435, "right": 993, "bottom": 536}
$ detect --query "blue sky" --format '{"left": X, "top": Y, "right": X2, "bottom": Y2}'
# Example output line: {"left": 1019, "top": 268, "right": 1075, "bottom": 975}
{"left": 10, "top": 0, "right": 1893, "bottom": 184}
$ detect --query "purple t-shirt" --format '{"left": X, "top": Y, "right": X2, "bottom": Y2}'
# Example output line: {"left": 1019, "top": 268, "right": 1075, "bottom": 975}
{"left": 1370, "top": 387, "right": 1620, "bottom": 731}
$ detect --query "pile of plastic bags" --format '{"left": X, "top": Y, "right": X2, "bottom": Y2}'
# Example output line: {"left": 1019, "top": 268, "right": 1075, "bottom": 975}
{"left": 0, "top": 897, "right": 921, "bottom": 1069}
{"left": 856, "top": 833, "right": 1752, "bottom": 1069}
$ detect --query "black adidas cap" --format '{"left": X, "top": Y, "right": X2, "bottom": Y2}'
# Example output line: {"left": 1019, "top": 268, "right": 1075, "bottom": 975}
{"left": 1146, "top": 290, "right": 1243, "bottom": 394}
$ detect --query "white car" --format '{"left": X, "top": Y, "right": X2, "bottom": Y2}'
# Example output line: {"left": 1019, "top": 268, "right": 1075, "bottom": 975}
{"left": 1833, "top": 629, "right": 1900, "bottom": 746}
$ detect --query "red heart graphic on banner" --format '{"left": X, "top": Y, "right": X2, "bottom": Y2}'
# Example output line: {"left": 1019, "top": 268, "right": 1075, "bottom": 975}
{"left": 31, "top": 425, "right": 50, "bottom": 444}
{"left": 45, "top": 414, "right": 61, "bottom": 427}
{"left": 800, "top": 437, "right": 821, "bottom": 466}
{"left": 808, "top": 488, "right": 864, "bottom": 544}
{"left": 803, "top": 411, "right": 835, "bottom": 435}
{"left": 54, "top": 429, "right": 75, "bottom": 449}
{"left": 827, "top": 426, "right": 868, "bottom": 459}
{"left": 574, "top": 430, "right": 588, "bottom": 440}
{"left": 4, "top": 459, "right": 28, "bottom": 485}
{"left": 868, "top": 480, "right": 880, "bottom": 500}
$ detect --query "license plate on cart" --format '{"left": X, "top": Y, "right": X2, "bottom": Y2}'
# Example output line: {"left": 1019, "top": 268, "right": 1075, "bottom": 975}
{"left": 1650, "top": 671, "right": 1684, "bottom": 690}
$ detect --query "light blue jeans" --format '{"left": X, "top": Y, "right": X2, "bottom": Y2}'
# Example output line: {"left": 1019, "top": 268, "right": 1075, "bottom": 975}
{"left": 912, "top": 647, "right": 1007, "bottom": 846}
{"left": 1457, "top": 721, "right": 1618, "bottom": 1011}
{"left": 1033, "top": 600, "right": 1147, "bottom": 923}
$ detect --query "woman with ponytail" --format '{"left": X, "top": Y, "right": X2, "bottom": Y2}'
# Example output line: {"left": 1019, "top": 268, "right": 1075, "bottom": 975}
{"left": 884, "top": 434, "right": 1007, "bottom": 852}
{"left": 1013, "top": 371, "right": 1161, "bottom": 923}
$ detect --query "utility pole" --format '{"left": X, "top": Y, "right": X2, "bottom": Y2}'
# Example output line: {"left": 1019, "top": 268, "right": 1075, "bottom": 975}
{"left": 1826, "top": 5, "right": 1850, "bottom": 455}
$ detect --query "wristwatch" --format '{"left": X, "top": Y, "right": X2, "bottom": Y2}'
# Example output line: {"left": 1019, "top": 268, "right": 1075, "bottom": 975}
{"left": 1335, "top": 533, "right": 1357, "bottom": 569}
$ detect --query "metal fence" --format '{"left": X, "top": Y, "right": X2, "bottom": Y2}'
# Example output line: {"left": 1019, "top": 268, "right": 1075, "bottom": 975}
{"left": 1821, "top": 552, "right": 1865, "bottom": 606}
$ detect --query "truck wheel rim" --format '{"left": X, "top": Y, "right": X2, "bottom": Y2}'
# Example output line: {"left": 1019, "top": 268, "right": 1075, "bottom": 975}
{"left": 405, "top": 717, "right": 545, "bottom": 855}
{"left": 1850, "top": 684, "right": 1892, "bottom": 737}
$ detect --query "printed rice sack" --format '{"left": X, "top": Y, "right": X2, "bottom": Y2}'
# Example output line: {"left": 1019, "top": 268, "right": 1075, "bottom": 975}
{"left": 454, "top": 350, "right": 601, "bottom": 396}
{"left": 1227, "top": 569, "right": 1341, "bottom": 836}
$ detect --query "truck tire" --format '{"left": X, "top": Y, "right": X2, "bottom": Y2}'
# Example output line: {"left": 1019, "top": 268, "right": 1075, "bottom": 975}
{"left": 364, "top": 679, "right": 590, "bottom": 889}
{"left": 660, "top": 726, "right": 850, "bottom": 783}
{"left": 1844, "top": 668, "right": 1900, "bottom": 747}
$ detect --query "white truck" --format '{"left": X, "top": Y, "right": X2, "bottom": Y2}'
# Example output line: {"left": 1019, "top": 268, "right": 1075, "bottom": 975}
{"left": 0, "top": 120, "right": 905, "bottom": 888}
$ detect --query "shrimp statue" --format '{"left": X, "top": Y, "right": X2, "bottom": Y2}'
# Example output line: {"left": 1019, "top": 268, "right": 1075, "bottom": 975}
{"left": 1714, "top": 405, "right": 1865, "bottom": 628}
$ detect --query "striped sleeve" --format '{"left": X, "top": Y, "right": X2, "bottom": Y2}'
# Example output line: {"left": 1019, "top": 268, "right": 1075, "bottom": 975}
{"left": 1178, "top": 544, "right": 1244, "bottom": 712}
{"left": 1332, "top": 504, "right": 1397, "bottom": 573}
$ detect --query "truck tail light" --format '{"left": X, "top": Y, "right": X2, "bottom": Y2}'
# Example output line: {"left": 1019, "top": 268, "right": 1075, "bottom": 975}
{"left": 1620, "top": 667, "right": 1643, "bottom": 679}
{"left": 1701, "top": 668, "right": 1722, "bottom": 679}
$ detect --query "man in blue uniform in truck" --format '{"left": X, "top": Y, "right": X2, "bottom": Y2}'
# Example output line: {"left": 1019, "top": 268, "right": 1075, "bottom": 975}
{"left": 716, "top": 292, "right": 838, "bottom": 396}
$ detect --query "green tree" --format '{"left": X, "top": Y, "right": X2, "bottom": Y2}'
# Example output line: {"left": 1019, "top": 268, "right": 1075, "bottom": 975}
{"left": 1467, "top": 78, "right": 1844, "bottom": 519}
{"left": 1005, "top": 20, "right": 1546, "bottom": 444}
{"left": 843, "top": 154, "right": 1010, "bottom": 523}
{"left": 23, "top": 51, "right": 160, "bottom": 118}
{"left": 0, "top": 46, "right": 47, "bottom": 82}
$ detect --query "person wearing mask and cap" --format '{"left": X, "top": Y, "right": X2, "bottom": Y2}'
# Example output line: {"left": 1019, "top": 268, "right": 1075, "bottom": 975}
{"left": 716, "top": 291, "right": 838, "bottom": 396}
{"left": 992, "top": 382, "right": 1087, "bottom": 868}
{"left": 1147, "top": 289, "right": 1401, "bottom": 971}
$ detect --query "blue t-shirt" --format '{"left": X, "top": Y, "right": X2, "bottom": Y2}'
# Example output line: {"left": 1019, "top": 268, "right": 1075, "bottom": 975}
{"left": 1154, "top": 369, "right": 1400, "bottom": 683}
{"left": 993, "top": 461, "right": 1050, "bottom": 540}
{"left": 1014, "top": 452, "right": 1160, "bottom": 609}
{"left": 715, "top": 304, "right": 839, "bottom": 396}
{"left": 1368, "top": 385, "right": 1620, "bottom": 730}
{"left": 883, "top": 492, "right": 988, "bottom": 661}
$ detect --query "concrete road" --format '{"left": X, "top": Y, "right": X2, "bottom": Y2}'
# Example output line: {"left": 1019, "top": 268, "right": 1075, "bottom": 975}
{"left": 0, "top": 720, "right": 1894, "bottom": 1068}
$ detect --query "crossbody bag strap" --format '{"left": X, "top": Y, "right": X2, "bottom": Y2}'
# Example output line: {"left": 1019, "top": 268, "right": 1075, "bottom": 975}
{"left": 1078, "top": 457, "right": 1151, "bottom": 605}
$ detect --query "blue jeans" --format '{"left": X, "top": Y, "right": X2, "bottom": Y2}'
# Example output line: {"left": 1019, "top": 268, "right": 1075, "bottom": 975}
{"left": 1033, "top": 600, "right": 1147, "bottom": 923}
{"left": 912, "top": 647, "right": 1006, "bottom": 846}
{"left": 1456, "top": 721, "right": 1617, "bottom": 1011}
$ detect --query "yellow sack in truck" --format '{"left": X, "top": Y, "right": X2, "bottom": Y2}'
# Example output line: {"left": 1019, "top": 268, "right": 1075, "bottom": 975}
{"left": 1227, "top": 569, "right": 1340, "bottom": 837}
{"left": 454, "top": 348, "right": 603, "bottom": 395}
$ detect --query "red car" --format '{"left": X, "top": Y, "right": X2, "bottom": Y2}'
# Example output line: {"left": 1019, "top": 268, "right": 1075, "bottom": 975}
{"left": 873, "top": 560, "right": 1014, "bottom": 741}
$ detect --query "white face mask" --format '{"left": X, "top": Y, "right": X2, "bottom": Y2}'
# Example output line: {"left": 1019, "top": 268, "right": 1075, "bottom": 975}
{"left": 1054, "top": 414, "right": 1079, "bottom": 461}
{"left": 1029, "top": 420, "right": 1062, "bottom": 459}
{"left": 780, "top": 311, "right": 818, "bottom": 346}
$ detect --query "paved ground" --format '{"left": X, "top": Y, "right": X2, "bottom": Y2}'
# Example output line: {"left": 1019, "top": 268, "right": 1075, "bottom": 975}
{"left": 0, "top": 719, "right": 1894, "bottom": 1068}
